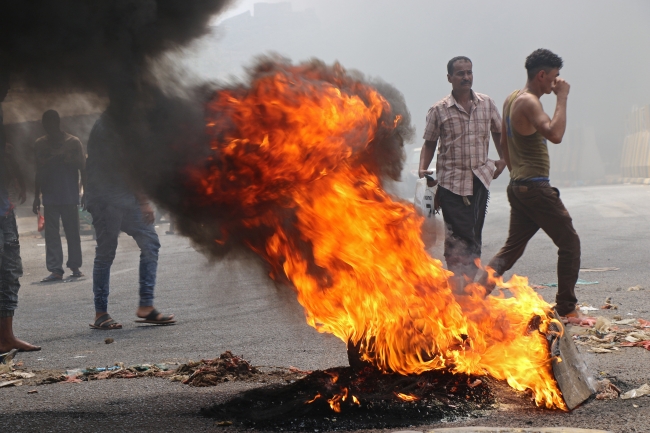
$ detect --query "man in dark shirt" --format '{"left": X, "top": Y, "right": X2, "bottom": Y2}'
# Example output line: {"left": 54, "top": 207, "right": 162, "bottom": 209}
{"left": 33, "top": 110, "right": 86, "bottom": 282}
{"left": 0, "top": 68, "right": 40, "bottom": 353}
{"left": 85, "top": 112, "right": 174, "bottom": 330}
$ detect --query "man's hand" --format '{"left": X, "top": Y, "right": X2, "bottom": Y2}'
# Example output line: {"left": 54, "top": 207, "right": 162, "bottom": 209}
{"left": 32, "top": 197, "right": 41, "bottom": 214}
{"left": 552, "top": 78, "right": 570, "bottom": 97}
{"left": 493, "top": 159, "right": 507, "bottom": 179}
{"left": 140, "top": 202, "right": 155, "bottom": 225}
{"left": 418, "top": 169, "right": 434, "bottom": 178}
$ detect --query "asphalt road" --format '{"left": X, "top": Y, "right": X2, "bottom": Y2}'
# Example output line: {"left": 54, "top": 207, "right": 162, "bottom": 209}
{"left": 2, "top": 184, "right": 650, "bottom": 432}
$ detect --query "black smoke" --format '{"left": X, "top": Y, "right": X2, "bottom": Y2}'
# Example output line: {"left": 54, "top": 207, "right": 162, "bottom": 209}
{"left": 0, "top": 2, "right": 415, "bottom": 267}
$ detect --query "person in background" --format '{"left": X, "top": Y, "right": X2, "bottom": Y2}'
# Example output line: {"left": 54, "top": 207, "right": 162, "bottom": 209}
{"left": 418, "top": 56, "right": 506, "bottom": 287}
{"left": 85, "top": 111, "right": 175, "bottom": 330}
{"left": 33, "top": 110, "right": 86, "bottom": 282}
{"left": 0, "top": 67, "right": 40, "bottom": 353}
{"left": 479, "top": 49, "right": 581, "bottom": 320}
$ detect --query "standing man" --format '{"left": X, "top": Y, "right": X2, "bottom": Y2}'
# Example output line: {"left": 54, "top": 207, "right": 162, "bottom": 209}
{"left": 480, "top": 49, "right": 581, "bottom": 319}
{"left": 33, "top": 110, "right": 85, "bottom": 282}
{"left": 0, "top": 67, "right": 40, "bottom": 353}
{"left": 419, "top": 56, "right": 506, "bottom": 284}
{"left": 85, "top": 111, "right": 174, "bottom": 330}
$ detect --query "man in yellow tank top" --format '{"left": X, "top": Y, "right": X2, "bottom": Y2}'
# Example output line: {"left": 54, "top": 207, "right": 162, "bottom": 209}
{"left": 480, "top": 49, "right": 581, "bottom": 319}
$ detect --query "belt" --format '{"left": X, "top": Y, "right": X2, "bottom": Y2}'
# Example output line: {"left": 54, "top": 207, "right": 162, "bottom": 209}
{"left": 510, "top": 179, "right": 550, "bottom": 188}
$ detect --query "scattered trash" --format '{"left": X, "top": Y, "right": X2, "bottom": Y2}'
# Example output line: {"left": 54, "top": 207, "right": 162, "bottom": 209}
{"left": 565, "top": 316, "right": 598, "bottom": 327}
{"left": 288, "top": 366, "right": 312, "bottom": 375}
{"left": 580, "top": 267, "right": 619, "bottom": 272}
{"left": 573, "top": 316, "right": 650, "bottom": 354}
{"left": 594, "top": 317, "right": 611, "bottom": 333}
{"left": 628, "top": 285, "right": 644, "bottom": 291}
{"left": 540, "top": 278, "right": 598, "bottom": 287}
{"left": 595, "top": 379, "right": 621, "bottom": 400}
{"left": 468, "top": 379, "right": 482, "bottom": 388}
{"left": 612, "top": 319, "right": 637, "bottom": 325}
{"left": 620, "top": 383, "right": 650, "bottom": 400}
{"left": 601, "top": 297, "right": 618, "bottom": 310}
{"left": 0, "top": 379, "right": 22, "bottom": 388}
{"left": 620, "top": 340, "right": 650, "bottom": 351}
{"left": 27, "top": 389, "right": 38, "bottom": 394}
{"left": 579, "top": 305, "right": 599, "bottom": 313}
{"left": 105, "top": 338, "right": 114, "bottom": 344}
{"left": 216, "top": 421, "right": 233, "bottom": 427}
{"left": 175, "top": 351, "right": 260, "bottom": 387}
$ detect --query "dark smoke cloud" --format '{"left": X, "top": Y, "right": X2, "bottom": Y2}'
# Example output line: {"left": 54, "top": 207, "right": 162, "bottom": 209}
{"left": 0, "top": 0, "right": 232, "bottom": 96}
{"left": 1, "top": 2, "right": 414, "bottom": 270}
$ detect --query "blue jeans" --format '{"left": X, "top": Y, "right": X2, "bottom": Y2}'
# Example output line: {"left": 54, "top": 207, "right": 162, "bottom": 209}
{"left": 89, "top": 202, "right": 160, "bottom": 313}
{"left": 0, "top": 210, "right": 22, "bottom": 318}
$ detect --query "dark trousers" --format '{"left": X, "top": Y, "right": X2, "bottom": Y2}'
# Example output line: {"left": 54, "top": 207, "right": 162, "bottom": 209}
{"left": 0, "top": 210, "right": 22, "bottom": 318}
{"left": 89, "top": 202, "right": 160, "bottom": 313}
{"left": 487, "top": 183, "right": 580, "bottom": 316}
{"left": 44, "top": 204, "right": 82, "bottom": 275}
{"left": 439, "top": 176, "right": 489, "bottom": 280}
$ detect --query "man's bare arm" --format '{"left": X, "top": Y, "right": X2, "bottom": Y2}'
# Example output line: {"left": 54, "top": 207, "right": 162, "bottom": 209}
{"left": 418, "top": 139, "right": 437, "bottom": 178}
{"left": 524, "top": 79, "right": 570, "bottom": 144}
{"left": 499, "top": 105, "right": 511, "bottom": 171}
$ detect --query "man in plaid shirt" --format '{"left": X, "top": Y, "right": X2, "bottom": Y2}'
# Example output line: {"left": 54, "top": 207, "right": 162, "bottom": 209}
{"left": 419, "top": 56, "right": 506, "bottom": 284}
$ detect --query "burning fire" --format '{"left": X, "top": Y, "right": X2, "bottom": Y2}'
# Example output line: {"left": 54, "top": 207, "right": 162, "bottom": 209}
{"left": 190, "top": 60, "right": 566, "bottom": 410}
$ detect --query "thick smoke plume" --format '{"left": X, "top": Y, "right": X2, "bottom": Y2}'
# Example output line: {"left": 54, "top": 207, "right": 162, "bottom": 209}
{"left": 0, "top": 0, "right": 232, "bottom": 96}
{"left": 1, "top": 2, "right": 414, "bottom": 264}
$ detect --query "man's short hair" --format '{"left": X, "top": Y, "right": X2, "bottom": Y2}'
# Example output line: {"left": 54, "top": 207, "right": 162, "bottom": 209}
{"left": 42, "top": 109, "right": 60, "bottom": 124}
{"left": 525, "top": 49, "right": 563, "bottom": 80}
{"left": 447, "top": 56, "right": 472, "bottom": 75}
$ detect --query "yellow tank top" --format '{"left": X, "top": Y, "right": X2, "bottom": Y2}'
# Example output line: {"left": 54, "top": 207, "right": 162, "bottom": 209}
{"left": 504, "top": 90, "right": 550, "bottom": 180}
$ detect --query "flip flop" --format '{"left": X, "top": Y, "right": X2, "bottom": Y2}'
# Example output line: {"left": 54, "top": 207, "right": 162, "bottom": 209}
{"left": 0, "top": 349, "right": 19, "bottom": 364}
{"left": 90, "top": 313, "right": 123, "bottom": 330}
{"left": 41, "top": 273, "right": 63, "bottom": 282}
{"left": 135, "top": 309, "right": 176, "bottom": 325}
{"left": 71, "top": 270, "right": 84, "bottom": 278}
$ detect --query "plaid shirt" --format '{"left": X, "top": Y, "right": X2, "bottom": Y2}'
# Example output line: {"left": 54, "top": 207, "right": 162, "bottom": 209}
{"left": 423, "top": 91, "right": 502, "bottom": 196}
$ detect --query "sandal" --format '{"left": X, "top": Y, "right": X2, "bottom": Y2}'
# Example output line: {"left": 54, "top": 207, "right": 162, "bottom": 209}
{"left": 90, "top": 313, "right": 123, "bottom": 330}
{"left": 71, "top": 269, "right": 84, "bottom": 278}
{"left": 41, "top": 273, "right": 63, "bottom": 282}
{"left": 135, "top": 309, "right": 176, "bottom": 325}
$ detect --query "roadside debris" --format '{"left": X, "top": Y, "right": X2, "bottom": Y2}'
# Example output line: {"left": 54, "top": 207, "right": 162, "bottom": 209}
{"left": 580, "top": 267, "right": 619, "bottom": 272}
{"left": 601, "top": 297, "right": 618, "bottom": 310}
{"left": 572, "top": 315, "right": 650, "bottom": 353}
{"left": 627, "top": 285, "right": 644, "bottom": 291}
{"left": 620, "top": 383, "right": 650, "bottom": 400}
{"left": 105, "top": 338, "right": 114, "bottom": 344}
{"left": 595, "top": 379, "right": 621, "bottom": 400}
{"left": 539, "top": 278, "right": 598, "bottom": 288}
{"left": 173, "top": 351, "right": 260, "bottom": 386}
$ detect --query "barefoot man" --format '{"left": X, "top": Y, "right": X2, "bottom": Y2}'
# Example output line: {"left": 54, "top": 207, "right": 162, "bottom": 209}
{"left": 481, "top": 49, "right": 581, "bottom": 319}
{"left": 0, "top": 67, "right": 40, "bottom": 353}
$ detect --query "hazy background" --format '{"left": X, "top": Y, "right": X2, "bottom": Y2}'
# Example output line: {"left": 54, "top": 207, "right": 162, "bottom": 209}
{"left": 179, "top": 0, "right": 650, "bottom": 195}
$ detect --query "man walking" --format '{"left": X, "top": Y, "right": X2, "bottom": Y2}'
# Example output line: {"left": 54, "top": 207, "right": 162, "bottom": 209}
{"left": 33, "top": 110, "right": 85, "bottom": 282}
{"left": 85, "top": 111, "right": 174, "bottom": 330}
{"left": 0, "top": 68, "right": 40, "bottom": 353}
{"left": 480, "top": 49, "right": 581, "bottom": 319}
{"left": 418, "top": 56, "right": 505, "bottom": 283}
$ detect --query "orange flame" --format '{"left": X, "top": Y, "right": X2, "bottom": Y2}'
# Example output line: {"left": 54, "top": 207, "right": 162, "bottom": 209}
{"left": 192, "top": 61, "right": 566, "bottom": 410}
{"left": 395, "top": 392, "right": 420, "bottom": 402}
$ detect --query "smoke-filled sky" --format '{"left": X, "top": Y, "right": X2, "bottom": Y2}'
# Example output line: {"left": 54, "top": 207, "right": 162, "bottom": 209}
{"left": 184, "top": 0, "right": 650, "bottom": 178}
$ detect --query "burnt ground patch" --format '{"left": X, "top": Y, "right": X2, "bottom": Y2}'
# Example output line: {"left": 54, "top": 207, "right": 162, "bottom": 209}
{"left": 201, "top": 366, "right": 495, "bottom": 431}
